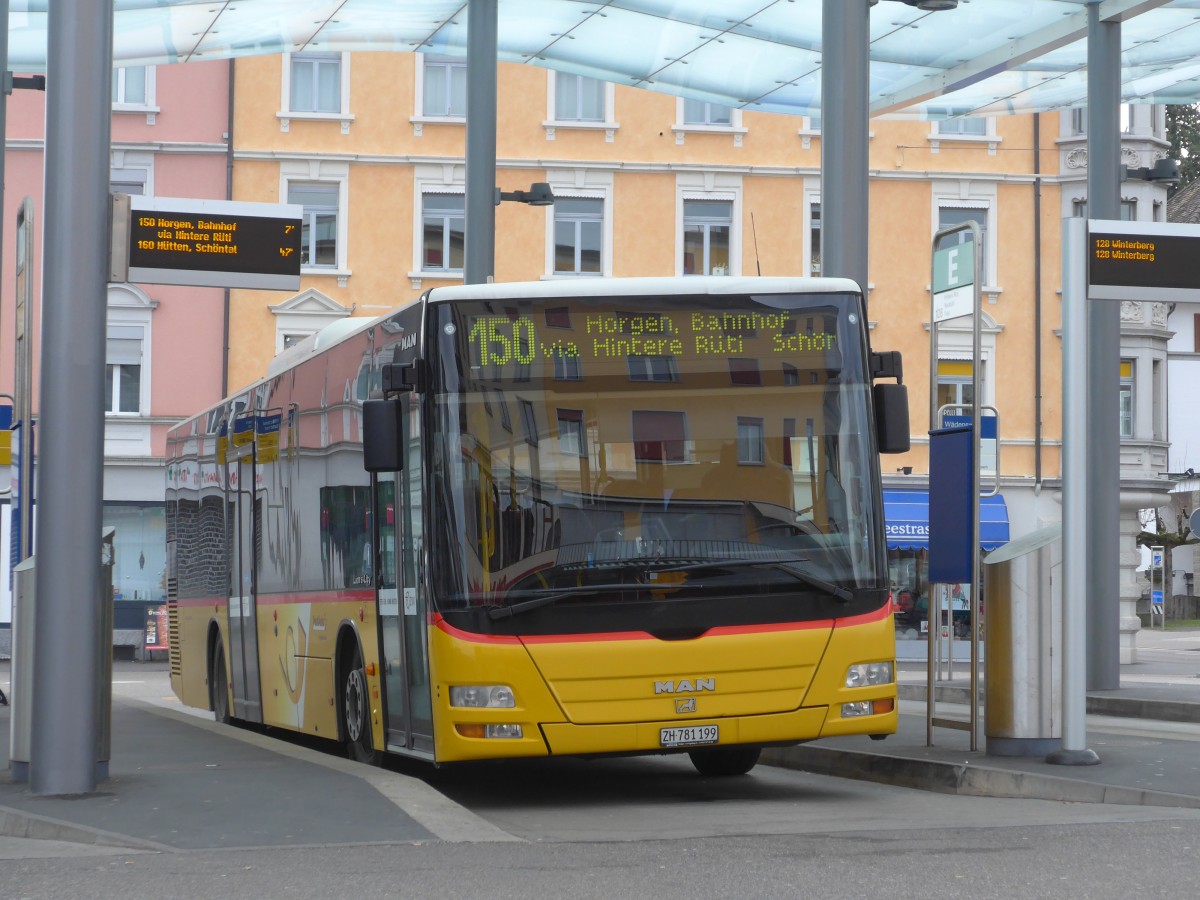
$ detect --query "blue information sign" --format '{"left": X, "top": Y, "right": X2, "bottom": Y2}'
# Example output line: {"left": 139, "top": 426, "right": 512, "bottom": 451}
{"left": 928, "top": 425, "right": 974, "bottom": 584}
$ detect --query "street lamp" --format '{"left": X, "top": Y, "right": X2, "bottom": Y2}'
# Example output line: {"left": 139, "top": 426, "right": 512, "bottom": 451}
{"left": 1122, "top": 158, "right": 1181, "bottom": 185}
{"left": 495, "top": 182, "right": 555, "bottom": 206}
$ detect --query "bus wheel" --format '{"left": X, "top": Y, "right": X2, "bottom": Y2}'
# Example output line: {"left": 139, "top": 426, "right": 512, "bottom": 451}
{"left": 211, "top": 644, "right": 230, "bottom": 724}
{"left": 688, "top": 746, "right": 761, "bottom": 777}
{"left": 342, "top": 645, "right": 380, "bottom": 766}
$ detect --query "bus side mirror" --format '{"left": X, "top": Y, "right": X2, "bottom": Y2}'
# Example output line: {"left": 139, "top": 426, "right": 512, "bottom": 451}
{"left": 363, "top": 398, "right": 405, "bottom": 473}
{"left": 874, "top": 383, "right": 910, "bottom": 454}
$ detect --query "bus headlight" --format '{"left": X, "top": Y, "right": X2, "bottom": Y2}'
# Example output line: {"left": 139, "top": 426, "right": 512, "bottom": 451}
{"left": 845, "top": 662, "right": 894, "bottom": 688}
{"left": 450, "top": 685, "right": 516, "bottom": 708}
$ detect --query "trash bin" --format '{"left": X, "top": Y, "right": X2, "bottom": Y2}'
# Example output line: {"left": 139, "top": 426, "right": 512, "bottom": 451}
{"left": 982, "top": 523, "right": 1062, "bottom": 757}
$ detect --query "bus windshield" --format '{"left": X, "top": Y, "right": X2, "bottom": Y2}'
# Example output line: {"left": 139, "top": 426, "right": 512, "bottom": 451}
{"left": 427, "top": 290, "right": 885, "bottom": 632}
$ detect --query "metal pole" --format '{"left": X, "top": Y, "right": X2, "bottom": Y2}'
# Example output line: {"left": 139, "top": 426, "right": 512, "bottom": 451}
{"left": 30, "top": 0, "right": 113, "bottom": 794}
{"left": 821, "top": 0, "right": 870, "bottom": 297}
{"left": 1085, "top": 0, "right": 1122, "bottom": 690}
{"left": 464, "top": 0, "right": 497, "bottom": 286}
{"left": 1049, "top": 216, "right": 1099, "bottom": 765}
{"left": 0, "top": 0, "right": 9, "bottom": 334}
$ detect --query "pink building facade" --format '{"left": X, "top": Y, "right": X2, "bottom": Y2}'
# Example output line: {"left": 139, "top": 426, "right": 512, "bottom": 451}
{"left": 1, "top": 60, "right": 231, "bottom": 644}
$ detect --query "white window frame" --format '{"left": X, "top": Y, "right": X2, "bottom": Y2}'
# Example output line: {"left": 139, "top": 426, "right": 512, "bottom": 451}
{"left": 798, "top": 114, "right": 820, "bottom": 150}
{"left": 412, "top": 53, "right": 466, "bottom": 134}
{"left": 550, "top": 196, "right": 605, "bottom": 277}
{"left": 1120, "top": 358, "right": 1135, "bottom": 439}
{"left": 805, "top": 182, "right": 822, "bottom": 277}
{"left": 929, "top": 116, "right": 1000, "bottom": 154}
{"left": 544, "top": 70, "right": 618, "bottom": 141}
{"left": 736, "top": 417, "right": 765, "bottom": 466}
{"left": 672, "top": 97, "right": 747, "bottom": 146}
{"left": 676, "top": 173, "right": 742, "bottom": 277}
{"left": 269, "top": 288, "right": 352, "bottom": 356}
{"left": 410, "top": 165, "right": 466, "bottom": 288}
{"left": 105, "top": 285, "right": 157, "bottom": 420}
{"left": 280, "top": 160, "right": 351, "bottom": 283}
{"left": 279, "top": 52, "right": 354, "bottom": 134}
{"left": 933, "top": 182, "right": 998, "bottom": 296}
{"left": 542, "top": 169, "right": 614, "bottom": 278}
{"left": 420, "top": 192, "right": 466, "bottom": 275}
{"left": 113, "top": 65, "right": 158, "bottom": 124}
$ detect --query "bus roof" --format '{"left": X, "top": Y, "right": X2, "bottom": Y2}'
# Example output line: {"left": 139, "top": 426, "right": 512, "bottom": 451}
{"left": 425, "top": 276, "right": 861, "bottom": 304}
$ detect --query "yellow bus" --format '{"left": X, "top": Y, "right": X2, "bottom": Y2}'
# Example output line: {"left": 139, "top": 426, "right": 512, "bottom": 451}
{"left": 167, "top": 276, "right": 909, "bottom": 776}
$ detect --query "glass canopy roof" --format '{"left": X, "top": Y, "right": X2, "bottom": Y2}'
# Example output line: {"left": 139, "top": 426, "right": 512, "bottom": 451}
{"left": 7, "top": 0, "right": 1200, "bottom": 119}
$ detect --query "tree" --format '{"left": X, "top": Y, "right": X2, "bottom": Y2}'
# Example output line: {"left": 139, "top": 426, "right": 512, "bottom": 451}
{"left": 1166, "top": 103, "right": 1200, "bottom": 190}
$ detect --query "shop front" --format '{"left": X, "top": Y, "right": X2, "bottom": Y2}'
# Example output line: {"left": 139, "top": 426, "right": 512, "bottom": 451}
{"left": 884, "top": 489, "right": 1009, "bottom": 656}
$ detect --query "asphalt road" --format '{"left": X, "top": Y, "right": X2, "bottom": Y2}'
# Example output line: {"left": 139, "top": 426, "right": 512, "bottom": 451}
{"left": 1, "top": 658, "right": 1197, "bottom": 897}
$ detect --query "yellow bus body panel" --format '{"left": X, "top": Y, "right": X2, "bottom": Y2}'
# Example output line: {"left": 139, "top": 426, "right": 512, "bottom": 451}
{"left": 428, "top": 611, "right": 895, "bottom": 763}
{"left": 812, "top": 612, "right": 898, "bottom": 739}
{"left": 171, "top": 599, "right": 222, "bottom": 712}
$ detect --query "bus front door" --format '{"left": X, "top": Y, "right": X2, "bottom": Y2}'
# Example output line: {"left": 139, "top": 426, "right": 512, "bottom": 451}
{"left": 375, "top": 400, "right": 433, "bottom": 755}
{"left": 227, "top": 441, "right": 263, "bottom": 723}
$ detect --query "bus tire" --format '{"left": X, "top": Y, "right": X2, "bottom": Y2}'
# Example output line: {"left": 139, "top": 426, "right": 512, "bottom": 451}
{"left": 688, "top": 745, "right": 761, "bottom": 777}
{"left": 342, "top": 643, "right": 380, "bottom": 766}
{"left": 211, "top": 643, "right": 231, "bottom": 724}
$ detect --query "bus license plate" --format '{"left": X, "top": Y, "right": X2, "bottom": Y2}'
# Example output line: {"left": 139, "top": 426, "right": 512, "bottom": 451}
{"left": 660, "top": 724, "right": 719, "bottom": 747}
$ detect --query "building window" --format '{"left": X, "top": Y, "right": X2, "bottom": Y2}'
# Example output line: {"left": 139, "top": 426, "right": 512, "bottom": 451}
{"left": 1071, "top": 108, "right": 1088, "bottom": 136}
{"left": 289, "top": 53, "right": 341, "bottom": 113}
{"left": 632, "top": 410, "right": 688, "bottom": 463}
{"left": 288, "top": 182, "right": 340, "bottom": 268}
{"left": 519, "top": 400, "right": 539, "bottom": 446}
{"left": 1072, "top": 199, "right": 1137, "bottom": 221}
{"left": 628, "top": 355, "right": 678, "bottom": 383}
{"left": 422, "top": 193, "right": 465, "bottom": 272}
{"left": 938, "top": 116, "right": 987, "bottom": 136}
{"left": 938, "top": 206, "right": 987, "bottom": 281}
{"left": 810, "top": 202, "right": 821, "bottom": 275}
{"left": 423, "top": 56, "right": 466, "bottom": 118}
{"left": 782, "top": 417, "right": 797, "bottom": 466}
{"left": 557, "top": 408, "right": 586, "bottom": 457}
{"left": 554, "top": 198, "right": 603, "bottom": 275}
{"left": 737, "top": 417, "right": 765, "bottom": 465}
{"left": 729, "top": 358, "right": 761, "bottom": 386}
{"left": 1120, "top": 359, "right": 1134, "bottom": 438}
{"left": 683, "top": 199, "right": 732, "bottom": 276}
{"left": 111, "top": 170, "right": 147, "bottom": 196}
{"left": 1152, "top": 359, "right": 1164, "bottom": 441}
{"left": 936, "top": 360, "right": 975, "bottom": 412}
{"left": 282, "top": 332, "right": 311, "bottom": 351}
{"left": 106, "top": 325, "right": 143, "bottom": 415}
{"left": 555, "top": 73, "right": 605, "bottom": 122}
{"left": 683, "top": 99, "right": 732, "bottom": 126}
{"left": 552, "top": 348, "right": 583, "bottom": 381}
{"left": 113, "top": 66, "right": 149, "bottom": 106}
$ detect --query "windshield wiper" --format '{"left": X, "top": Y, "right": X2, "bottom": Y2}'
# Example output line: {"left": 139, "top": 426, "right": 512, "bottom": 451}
{"left": 487, "top": 583, "right": 646, "bottom": 620}
{"left": 656, "top": 558, "right": 853, "bottom": 603}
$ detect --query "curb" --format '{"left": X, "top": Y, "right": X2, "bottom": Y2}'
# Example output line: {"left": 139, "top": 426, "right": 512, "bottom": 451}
{"left": 898, "top": 684, "right": 1200, "bottom": 725}
{"left": 763, "top": 745, "right": 1200, "bottom": 810}
{"left": 0, "top": 804, "right": 168, "bottom": 851}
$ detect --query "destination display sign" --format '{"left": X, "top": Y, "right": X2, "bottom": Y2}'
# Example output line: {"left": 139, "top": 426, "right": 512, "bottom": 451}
{"left": 464, "top": 309, "right": 840, "bottom": 370}
{"left": 121, "top": 196, "right": 303, "bottom": 290}
{"left": 1087, "top": 219, "right": 1200, "bottom": 302}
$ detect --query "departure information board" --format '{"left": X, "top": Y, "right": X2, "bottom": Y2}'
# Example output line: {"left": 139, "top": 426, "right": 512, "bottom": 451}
{"left": 1088, "top": 219, "right": 1200, "bottom": 302}
{"left": 121, "top": 196, "right": 302, "bottom": 290}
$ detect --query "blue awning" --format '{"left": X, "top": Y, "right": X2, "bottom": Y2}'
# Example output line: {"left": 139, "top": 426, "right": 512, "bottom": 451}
{"left": 884, "top": 490, "right": 1009, "bottom": 552}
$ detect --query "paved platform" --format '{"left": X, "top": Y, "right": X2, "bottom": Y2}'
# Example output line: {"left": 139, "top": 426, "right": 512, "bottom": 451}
{"left": 1, "top": 627, "right": 1198, "bottom": 850}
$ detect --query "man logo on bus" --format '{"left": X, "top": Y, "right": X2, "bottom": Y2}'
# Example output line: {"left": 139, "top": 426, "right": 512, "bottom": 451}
{"left": 654, "top": 678, "right": 716, "bottom": 694}
{"left": 675, "top": 698, "right": 697, "bottom": 714}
